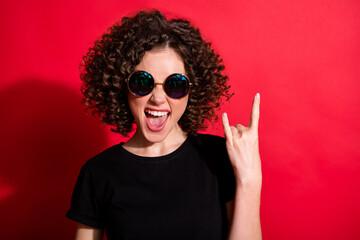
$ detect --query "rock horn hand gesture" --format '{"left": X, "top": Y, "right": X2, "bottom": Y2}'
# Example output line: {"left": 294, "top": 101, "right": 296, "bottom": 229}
{"left": 222, "top": 93, "right": 262, "bottom": 187}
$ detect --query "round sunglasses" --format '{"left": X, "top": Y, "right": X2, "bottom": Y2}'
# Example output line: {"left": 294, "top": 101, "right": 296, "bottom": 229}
{"left": 127, "top": 71, "right": 192, "bottom": 99}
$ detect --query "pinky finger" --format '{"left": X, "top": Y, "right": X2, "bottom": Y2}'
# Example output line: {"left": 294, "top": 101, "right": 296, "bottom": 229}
{"left": 222, "top": 113, "right": 233, "bottom": 142}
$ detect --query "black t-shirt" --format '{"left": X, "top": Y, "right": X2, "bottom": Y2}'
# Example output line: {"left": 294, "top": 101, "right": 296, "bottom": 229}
{"left": 66, "top": 134, "right": 235, "bottom": 240}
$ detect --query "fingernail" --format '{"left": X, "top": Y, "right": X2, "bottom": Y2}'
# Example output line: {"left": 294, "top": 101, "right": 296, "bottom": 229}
{"left": 223, "top": 112, "right": 227, "bottom": 118}
{"left": 256, "top": 93, "right": 260, "bottom": 99}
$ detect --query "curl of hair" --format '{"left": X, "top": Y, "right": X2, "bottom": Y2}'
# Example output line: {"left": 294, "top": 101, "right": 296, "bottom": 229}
{"left": 81, "top": 9, "right": 233, "bottom": 137}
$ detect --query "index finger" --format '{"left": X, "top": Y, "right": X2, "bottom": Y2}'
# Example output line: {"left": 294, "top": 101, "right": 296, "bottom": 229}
{"left": 248, "top": 93, "right": 260, "bottom": 130}
{"left": 222, "top": 112, "right": 233, "bottom": 142}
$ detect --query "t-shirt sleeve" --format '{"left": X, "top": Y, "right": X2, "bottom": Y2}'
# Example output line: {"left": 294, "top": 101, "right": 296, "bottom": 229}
{"left": 216, "top": 137, "right": 236, "bottom": 203}
{"left": 66, "top": 164, "right": 104, "bottom": 228}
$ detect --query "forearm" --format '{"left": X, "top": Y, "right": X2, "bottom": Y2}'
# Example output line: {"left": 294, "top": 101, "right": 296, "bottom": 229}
{"left": 74, "top": 223, "right": 104, "bottom": 240}
{"left": 227, "top": 181, "right": 262, "bottom": 240}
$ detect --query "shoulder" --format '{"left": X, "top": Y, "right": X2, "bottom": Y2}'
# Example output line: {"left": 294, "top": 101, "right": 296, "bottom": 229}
{"left": 82, "top": 143, "right": 123, "bottom": 173}
{"left": 189, "top": 133, "right": 226, "bottom": 149}
{"left": 188, "top": 133, "right": 228, "bottom": 160}
{"left": 190, "top": 133, "right": 225, "bottom": 143}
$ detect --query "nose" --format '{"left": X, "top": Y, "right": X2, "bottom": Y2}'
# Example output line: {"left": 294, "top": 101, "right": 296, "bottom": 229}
{"left": 149, "top": 83, "right": 166, "bottom": 105}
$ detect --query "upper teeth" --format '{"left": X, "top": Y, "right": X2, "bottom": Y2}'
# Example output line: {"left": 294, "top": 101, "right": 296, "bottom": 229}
{"left": 146, "top": 110, "right": 169, "bottom": 116}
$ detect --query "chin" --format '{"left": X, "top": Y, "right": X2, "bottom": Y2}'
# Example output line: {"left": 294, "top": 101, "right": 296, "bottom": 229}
{"left": 140, "top": 120, "right": 180, "bottom": 144}
{"left": 142, "top": 128, "right": 170, "bottom": 143}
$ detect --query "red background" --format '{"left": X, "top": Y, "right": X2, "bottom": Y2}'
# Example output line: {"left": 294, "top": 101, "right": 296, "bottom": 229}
{"left": 1, "top": 0, "right": 359, "bottom": 239}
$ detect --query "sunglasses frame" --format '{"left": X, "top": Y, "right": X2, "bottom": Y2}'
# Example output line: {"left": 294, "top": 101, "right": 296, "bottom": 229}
{"left": 126, "top": 71, "right": 192, "bottom": 99}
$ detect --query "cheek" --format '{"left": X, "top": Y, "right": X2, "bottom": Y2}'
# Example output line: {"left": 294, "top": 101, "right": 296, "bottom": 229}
{"left": 128, "top": 95, "right": 146, "bottom": 117}
{"left": 173, "top": 97, "right": 189, "bottom": 117}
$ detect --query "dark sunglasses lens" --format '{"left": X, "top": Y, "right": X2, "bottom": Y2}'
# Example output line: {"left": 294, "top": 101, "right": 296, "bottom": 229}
{"left": 128, "top": 71, "right": 154, "bottom": 96}
{"left": 165, "top": 74, "right": 189, "bottom": 98}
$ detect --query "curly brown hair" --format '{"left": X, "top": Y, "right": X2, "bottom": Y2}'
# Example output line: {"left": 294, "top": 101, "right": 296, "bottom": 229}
{"left": 80, "top": 9, "right": 232, "bottom": 137}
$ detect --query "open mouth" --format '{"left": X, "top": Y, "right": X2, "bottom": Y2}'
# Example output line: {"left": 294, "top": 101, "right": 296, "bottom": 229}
{"left": 144, "top": 109, "right": 170, "bottom": 132}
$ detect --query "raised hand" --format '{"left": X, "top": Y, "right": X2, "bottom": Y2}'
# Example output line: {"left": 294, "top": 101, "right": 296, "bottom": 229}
{"left": 222, "top": 93, "right": 262, "bottom": 187}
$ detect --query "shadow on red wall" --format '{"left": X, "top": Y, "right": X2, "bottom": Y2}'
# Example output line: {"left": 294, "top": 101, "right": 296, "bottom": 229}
{"left": 0, "top": 80, "right": 108, "bottom": 239}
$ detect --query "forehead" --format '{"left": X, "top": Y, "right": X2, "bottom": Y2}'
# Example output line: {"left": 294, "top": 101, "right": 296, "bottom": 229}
{"left": 135, "top": 47, "right": 186, "bottom": 78}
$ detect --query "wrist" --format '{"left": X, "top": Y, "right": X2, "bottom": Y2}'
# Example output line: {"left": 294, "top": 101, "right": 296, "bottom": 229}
{"left": 233, "top": 168, "right": 262, "bottom": 189}
{"left": 235, "top": 180, "right": 262, "bottom": 204}
{"left": 235, "top": 178, "right": 262, "bottom": 193}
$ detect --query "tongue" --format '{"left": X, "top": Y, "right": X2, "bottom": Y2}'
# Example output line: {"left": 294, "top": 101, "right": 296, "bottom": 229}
{"left": 146, "top": 114, "right": 168, "bottom": 131}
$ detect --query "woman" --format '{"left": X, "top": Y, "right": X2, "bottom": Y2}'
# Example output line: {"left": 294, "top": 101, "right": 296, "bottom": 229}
{"left": 66, "top": 9, "right": 262, "bottom": 240}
